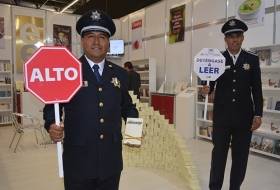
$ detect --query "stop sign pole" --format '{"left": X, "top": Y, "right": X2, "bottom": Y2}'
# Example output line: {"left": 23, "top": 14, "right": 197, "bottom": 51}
{"left": 194, "top": 48, "right": 225, "bottom": 120}
{"left": 24, "top": 46, "right": 83, "bottom": 178}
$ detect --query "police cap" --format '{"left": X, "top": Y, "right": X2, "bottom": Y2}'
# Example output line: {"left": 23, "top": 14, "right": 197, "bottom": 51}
{"left": 76, "top": 9, "right": 116, "bottom": 37}
{"left": 221, "top": 19, "right": 248, "bottom": 35}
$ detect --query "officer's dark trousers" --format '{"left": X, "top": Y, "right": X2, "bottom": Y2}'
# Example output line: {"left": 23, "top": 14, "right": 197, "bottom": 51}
{"left": 64, "top": 173, "right": 121, "bottom": 190}
{"left": 209, "top": 124, "right": 252, "bottom": 190}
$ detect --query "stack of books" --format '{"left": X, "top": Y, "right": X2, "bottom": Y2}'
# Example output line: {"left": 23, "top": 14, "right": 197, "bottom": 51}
{"left": 251, "top": 134, "right": 280, "bottom": 155}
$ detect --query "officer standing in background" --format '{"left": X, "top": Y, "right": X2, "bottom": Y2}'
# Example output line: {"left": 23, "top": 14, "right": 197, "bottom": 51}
{"left": 201, "top": 19, "right": 263, "bottom": 190}
{"left": 43, "top": 9, "right": 138, "bottom": 190}
{"left": 124, "top": 61, "right": 141, "bottom": 100}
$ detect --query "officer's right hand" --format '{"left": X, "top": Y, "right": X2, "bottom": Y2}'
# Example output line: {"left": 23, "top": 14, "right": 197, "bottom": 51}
{"left": 49, "top": 122, "right": 64, "bottom": 142}
{"left": 202, "top": 85, "right": 210, "bottom": 96}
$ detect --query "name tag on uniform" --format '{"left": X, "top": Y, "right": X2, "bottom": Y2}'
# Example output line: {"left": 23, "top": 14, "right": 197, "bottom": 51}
{"left": 83, "top": 81, "right": 88, "bottom": 87}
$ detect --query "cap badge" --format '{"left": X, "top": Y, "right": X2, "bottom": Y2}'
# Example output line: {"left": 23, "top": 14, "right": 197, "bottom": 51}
{"left": 91, "top": 11, "right": 101, "bottom": 21}
{"left": 243, "top": 63, "right": 250, "bottom": 70}
{"left": 229, "top": 20, "right": 235, "bottom": 27}
{"left": 111, "top": 77, "right": 121, "bottom": 88}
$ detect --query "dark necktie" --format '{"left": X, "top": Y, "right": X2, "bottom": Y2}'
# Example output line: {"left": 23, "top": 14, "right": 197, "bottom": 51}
{"left": 93, "top": 64, "right": 101, "bottom": 83}
{"left": 232, "top": 55, "right": 236, "bottom": 64}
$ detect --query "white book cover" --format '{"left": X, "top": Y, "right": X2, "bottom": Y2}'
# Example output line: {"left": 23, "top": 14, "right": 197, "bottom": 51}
{"left": 16, "top": 81, "right": 24, "bottom": 92}
{"left": 256, "top": 49, "right": 271, "bottom": 66}
{"left": 267, "top": 72, "right": 279, "bottom": 87}
{"left": 124, "top": 118, "right": 143, "bottom": 145}
{"left": 174, "top": 81, "right": 189, "bottom": 94}
{"left": 267, "top": 97, "right": 273, "bottom": 109}
{"left": 263, "top": 97, "right": 268, "bottom": 110}
{"left": 271, "top": 51, "right": 280, "bottom": 66}
{"left": 250, "top": 135, "right": 263, "bottom": 150}
{"left": 157, "top": 81, "right": 165, "bottom": 93}
{"left": 261, "top": 113, "right": 280, "bottom": 133}
{"left": 263, "top": 97, "right": 273, "bottom": 110}
{"left": 261, "top": 72, "right": 279, "bottom": 87}
{"left": 166, "top": 81, "right": 173, "bottom": 94}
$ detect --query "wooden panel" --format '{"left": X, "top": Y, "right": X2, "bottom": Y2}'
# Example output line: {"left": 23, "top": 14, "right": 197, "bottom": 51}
{"left": 151, "top": 94, "right": 163, "bottom": 114}
{"left": 17, "top": 93, "right": 21, "bottom": 123}
{"left": 151, "top": 93, "right": 175, "bottom": 124}
{"left": 162, "top": 96, "right": 174, "bottom": 124}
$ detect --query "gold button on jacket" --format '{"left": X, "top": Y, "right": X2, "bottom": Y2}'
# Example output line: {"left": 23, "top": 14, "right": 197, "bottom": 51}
{"left": 100, "top": 134, "right": 104, "bottom": 139}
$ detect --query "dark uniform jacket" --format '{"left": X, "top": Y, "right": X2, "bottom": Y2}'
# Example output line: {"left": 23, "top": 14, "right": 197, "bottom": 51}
{"left": 43, "top": 55, "right": 138, "bottom": 180}
{"left": 209, "top": 49, "right": 263, "bottom": 127}
{"left": 127, "top": 70, "right": 141, "bottom": 100}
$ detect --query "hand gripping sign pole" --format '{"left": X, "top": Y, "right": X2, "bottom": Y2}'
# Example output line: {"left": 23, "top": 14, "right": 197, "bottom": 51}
{"left": 54, "top": 103, "right": 63, "bottom": 177}
{"left": 194, "top": 48, "right": 225, "bottom": 120}
{"left": 24, "top": 46, "right": 83, "bottom": 178}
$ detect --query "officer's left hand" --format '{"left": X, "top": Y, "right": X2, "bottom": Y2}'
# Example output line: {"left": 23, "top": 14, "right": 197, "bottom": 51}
{"left": 124, "top": 132, "right": 146, "bottom": 148}
{"left": 251, "top": 117, "right": 262, "bottom": 131}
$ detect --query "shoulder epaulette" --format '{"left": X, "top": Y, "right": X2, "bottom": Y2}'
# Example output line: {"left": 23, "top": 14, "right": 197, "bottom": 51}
{"left": 244, "top": 49, "right": 258, "bottom": 56}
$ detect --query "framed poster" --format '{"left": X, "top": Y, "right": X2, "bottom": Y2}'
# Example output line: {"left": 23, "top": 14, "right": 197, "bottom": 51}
{"left": 169, "top": 4, "right": 185, "bottom": 44}
{"left": 53, "top": 24, "right": 72, "bottom": 52}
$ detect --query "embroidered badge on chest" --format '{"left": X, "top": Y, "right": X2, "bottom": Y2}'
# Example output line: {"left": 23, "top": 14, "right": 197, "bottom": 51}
{"left": 243, "top": 63, "right": 250, "bottom": 70}
{"left": 111, "top": 77, "right": 121, "bottom": 88}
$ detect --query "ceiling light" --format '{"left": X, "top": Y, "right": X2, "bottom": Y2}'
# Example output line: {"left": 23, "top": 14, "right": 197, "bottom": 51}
{"left": 60, "top": 0, "right": 79, "bottom": 13}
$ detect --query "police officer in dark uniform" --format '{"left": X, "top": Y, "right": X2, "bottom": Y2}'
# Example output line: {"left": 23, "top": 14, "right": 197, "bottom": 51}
{"left": 201, "top": 19, "right": 263, "bottom": 190}
{"left": 43, "top": 10, "right": 138, "bottom": 190}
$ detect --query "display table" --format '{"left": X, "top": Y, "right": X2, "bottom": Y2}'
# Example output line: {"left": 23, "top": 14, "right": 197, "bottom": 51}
{"left": 175, "top": 87, "right": 197, "bottom": 139}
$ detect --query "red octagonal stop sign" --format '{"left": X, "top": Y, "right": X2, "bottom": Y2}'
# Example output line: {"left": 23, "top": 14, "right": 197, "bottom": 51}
{"left": 24, "top": 46, "right": 83, "bottom": 104}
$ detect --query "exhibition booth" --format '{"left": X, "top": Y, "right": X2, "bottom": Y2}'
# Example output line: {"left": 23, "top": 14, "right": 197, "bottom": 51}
{"left": 0, "top": 0, "right": 279, "bottom": 189}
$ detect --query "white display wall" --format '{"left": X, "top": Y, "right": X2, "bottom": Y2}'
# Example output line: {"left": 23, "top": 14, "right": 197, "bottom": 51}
{"left": 277, "top": 11, "right": 280, "bottom": 44}
{"left": 11, "top": 6, "right": 46, "bottom": 81}
{"left": 145, "top": 2, "right": 166, "bottom": 88}
{"left": 128, "top": 9, "right": 146, "bottom": 60}
{"left": 121, "top": 0, "right": 280, "bottom": 89}
{"left": 0, "top": 0, "right": 279, "bottom": 90}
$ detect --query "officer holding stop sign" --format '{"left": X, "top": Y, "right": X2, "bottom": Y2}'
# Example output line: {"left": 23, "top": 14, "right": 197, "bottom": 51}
{"left": 43, "top": 10, "right": 138, "bottom": 190}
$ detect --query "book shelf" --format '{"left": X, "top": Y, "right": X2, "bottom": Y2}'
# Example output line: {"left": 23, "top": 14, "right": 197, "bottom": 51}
{"left": 195, "top": 44, "right": 280, "bottom": 159}
{"left": 249, "top": 44, "right": 280, "bottom": 159}
{"left": 196, "top": 83, "right": 214, "bottom": 140}
{"left": 130, "top": 58, "right": 156, "bottom": 104}
{"left": 0, "top": 59, "right": 13, "bottom": 125}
